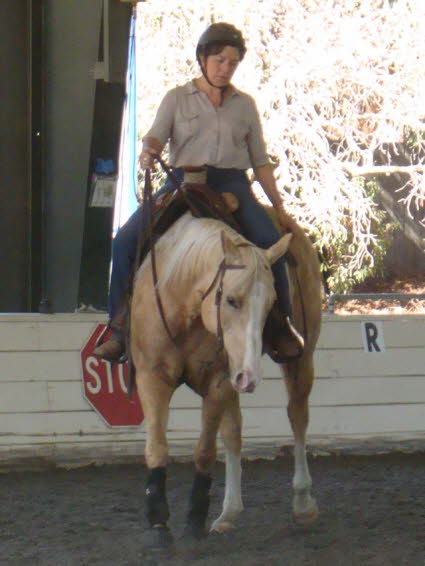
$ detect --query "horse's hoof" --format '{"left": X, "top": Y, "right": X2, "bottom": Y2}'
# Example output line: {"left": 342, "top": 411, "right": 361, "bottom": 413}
{"left": 142, "top": 526, "right": 174, "bottom": 551}
{"left": 293, "top": 507, "right": 319, "bottom": 525}
{"left": 210, "top": 520, "right": 236, "bottom": 533}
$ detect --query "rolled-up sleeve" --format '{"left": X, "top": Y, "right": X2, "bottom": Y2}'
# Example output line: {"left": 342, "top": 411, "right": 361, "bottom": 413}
{"left": 246, "top": 99, "right": 270, "bottom": 168}
{"left": 143, "top": 89, "right": 177, "bottom": 147}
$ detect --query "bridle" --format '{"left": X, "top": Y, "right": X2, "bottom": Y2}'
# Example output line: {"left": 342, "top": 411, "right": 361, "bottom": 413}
{"left": 201, "top": 254, "right": 246, "bottom": 353}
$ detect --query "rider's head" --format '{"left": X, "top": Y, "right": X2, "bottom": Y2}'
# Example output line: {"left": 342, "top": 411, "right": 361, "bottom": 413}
{"left": 196, "top": 23, "right": 246, "bottom": 88}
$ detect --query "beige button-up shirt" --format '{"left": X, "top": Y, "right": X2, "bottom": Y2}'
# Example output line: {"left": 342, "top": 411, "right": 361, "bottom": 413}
{"left": 144, "top": 80, "right": 270, "bottom": 170}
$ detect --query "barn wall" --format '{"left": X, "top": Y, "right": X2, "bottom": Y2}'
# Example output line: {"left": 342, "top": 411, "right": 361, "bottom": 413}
{"left": 0, "top": 313, "right": 424, "bottom": 469}
{"left": 0, "top": 1, "right": 30, "bottom": 311}
{"left": 0, "top": 1, "right": 132, "bottom": 314}
{"left": 42, "top": 0, "right": 103, "bottom": 312}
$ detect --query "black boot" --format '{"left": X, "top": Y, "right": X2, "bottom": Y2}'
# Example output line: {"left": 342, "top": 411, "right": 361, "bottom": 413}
{"left": 143, "top": 467, "right": 174, "bottom": 550}
{"left": 183, "top": 472, "right": 212, "bottom": 539}
{"left": 93, "top": 302, "right": 128, "bottom": 362}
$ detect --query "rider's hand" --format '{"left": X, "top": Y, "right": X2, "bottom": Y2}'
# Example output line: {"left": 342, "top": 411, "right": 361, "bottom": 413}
{"left": 139, "top": 149, "right": 155, "bottom": 170}
{"left": 275, "top": 204, "right": 289, "bottom": 234}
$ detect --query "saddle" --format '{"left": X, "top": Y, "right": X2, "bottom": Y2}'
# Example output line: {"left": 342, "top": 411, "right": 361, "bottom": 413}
{"left": 134, "top": 176, "right": 242, "bottom": 271}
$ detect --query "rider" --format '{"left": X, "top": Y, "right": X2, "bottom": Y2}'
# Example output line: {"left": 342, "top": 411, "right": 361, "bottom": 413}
{"left": 94, "top": 22, "right": 304, "bottom": 361}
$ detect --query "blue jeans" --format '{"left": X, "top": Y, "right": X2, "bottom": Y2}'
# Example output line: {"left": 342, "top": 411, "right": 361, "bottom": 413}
{"left": 109, "top": 167, "right": 290, "bottom": 320}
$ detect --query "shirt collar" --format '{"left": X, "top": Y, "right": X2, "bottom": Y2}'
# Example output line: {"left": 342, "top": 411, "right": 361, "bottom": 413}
{"left": 185, "top": 79, "right": 241, "bottom": 98}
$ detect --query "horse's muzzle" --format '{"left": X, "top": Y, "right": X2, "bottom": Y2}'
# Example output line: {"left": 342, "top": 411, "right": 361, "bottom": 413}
{"left": 232, "top": 369, "right": 256, "bottom": 393}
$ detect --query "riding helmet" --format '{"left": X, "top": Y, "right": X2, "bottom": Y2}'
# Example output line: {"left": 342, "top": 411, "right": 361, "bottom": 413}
{"left": 196, "top": 23, "right": 247, "bottom": 60}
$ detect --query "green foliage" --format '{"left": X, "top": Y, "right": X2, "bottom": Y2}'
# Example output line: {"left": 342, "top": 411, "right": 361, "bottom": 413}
{"left": 320, "top": 178, "right": 396, "bottom": 293}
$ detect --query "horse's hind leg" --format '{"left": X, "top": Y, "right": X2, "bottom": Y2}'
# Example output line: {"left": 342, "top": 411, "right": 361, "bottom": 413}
{"left": 210, "top": 393, "right": 244, "bottom": 533}
{"left": 284, "top": 355, "right": 319, "bottom": 524}
{"left": 136, "top": 369, "right": 175, "bottom": 545}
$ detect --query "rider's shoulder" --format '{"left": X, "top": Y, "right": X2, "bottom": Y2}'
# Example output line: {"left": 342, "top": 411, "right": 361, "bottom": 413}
{"left": 164, "top": 81, "right": 197, "bottom": 98}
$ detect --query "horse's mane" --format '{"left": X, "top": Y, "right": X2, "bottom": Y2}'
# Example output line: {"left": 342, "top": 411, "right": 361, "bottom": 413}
{"left": 154, "top": 213, "right": 268, "bottom": 292}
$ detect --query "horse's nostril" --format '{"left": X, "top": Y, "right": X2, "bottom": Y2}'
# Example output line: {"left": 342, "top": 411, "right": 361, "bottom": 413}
{"left": 234, "top": 370, "right": 255, "bottom": 393}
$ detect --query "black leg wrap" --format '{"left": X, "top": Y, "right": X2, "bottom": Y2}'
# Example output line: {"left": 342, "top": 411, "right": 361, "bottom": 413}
{"left": 145, "top": 467, "right": 170, "bottom": 527}
{"left": 185, "top": 472, "right": 212, "bottom": 539}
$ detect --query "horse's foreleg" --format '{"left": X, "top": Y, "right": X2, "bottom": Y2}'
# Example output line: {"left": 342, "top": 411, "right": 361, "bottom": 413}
{"left": 184, "top": 382, "right": 229, "bottom": 539}
{"left": 210, "top": 394, "right": 244, "bottom": 533}
{"left": 284, "top": 357, "right": 319, "bottom": 524}
{"left": 136, "top": 370, "right": 174, "bottom": 541}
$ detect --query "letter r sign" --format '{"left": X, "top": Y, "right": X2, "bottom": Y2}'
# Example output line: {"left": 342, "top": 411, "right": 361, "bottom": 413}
{"left": 361, "top": 321, "right": 385, "bottom": 353}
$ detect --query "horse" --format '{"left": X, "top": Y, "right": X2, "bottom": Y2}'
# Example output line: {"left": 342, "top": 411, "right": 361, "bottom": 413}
{"left": 130, "top": 207, "right": 322, "bottom": 546}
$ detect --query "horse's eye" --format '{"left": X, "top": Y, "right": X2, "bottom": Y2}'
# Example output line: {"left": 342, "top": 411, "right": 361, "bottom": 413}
{"left": 226, "top": 296, "right": 240, "bottom": 309}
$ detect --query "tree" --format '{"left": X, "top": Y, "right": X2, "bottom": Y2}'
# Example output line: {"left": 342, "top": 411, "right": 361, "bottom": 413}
{"left": 136, "top": 0, "right": 425, "bottom": 291}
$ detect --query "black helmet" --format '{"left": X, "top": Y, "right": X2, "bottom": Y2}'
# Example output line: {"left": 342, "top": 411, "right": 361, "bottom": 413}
{"left": 196, "top": 23, "right": 246, "bottom": 60}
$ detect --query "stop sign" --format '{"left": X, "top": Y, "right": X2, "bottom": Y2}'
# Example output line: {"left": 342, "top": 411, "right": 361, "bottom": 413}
{"left": 81, "top": 324, "right": 144, "bottom": 426}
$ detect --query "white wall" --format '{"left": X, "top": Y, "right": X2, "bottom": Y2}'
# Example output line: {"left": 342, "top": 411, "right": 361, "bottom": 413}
{"left": 0, "top": 313, "right": 424, "bottom": 468}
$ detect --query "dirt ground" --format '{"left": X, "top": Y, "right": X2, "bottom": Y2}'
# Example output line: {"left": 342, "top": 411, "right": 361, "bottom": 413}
{"left": 2, "top": 276, "right": 423, "bottom": 565}
{"left": 1, "top": 453, "right": 424, "bottom": 566}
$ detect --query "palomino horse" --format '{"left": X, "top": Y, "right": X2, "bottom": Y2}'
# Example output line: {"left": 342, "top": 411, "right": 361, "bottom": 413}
{"left": 130, "top": 208, "right": 321, "bottom": 546}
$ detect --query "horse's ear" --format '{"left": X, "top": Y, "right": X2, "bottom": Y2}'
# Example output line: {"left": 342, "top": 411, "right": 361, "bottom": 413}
{"left": 221, "top": 230, "right": 242, "bottom": 263}
{"left": 265, "top": 233, "right": 292, "bottom": 265}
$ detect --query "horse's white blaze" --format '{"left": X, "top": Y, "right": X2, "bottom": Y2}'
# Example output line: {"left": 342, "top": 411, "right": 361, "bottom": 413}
{"left": 234, "top": 280, "right": 270, "bottom": 393}
{"left": 210, "top": 450, "right": 243, "bottom": 532}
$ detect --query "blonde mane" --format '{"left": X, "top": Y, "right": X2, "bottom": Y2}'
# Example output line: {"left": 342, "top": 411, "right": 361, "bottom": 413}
{"left": 154, "top": 213, "right": 269, "bottom": 292}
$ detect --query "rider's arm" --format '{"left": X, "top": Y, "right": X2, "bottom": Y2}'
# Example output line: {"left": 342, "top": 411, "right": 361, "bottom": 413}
{"left": 253, "top": 163, "right": 287, "bottom": 229}
{"left": 247, "top": 98, "right": 287, "bottom": 229}
{"left": 140, "top": 88, "right": 177, "bottom": 168}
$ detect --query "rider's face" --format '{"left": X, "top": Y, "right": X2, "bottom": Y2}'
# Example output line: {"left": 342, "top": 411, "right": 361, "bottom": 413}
{"left": 201, "top": 46, "right": 240, "bottom": 87}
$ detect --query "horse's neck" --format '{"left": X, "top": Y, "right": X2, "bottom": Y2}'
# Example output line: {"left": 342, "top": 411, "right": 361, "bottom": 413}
{"left": 156, "top": 217, "right": 227, "bottom": 333}
{"left": 154, "top": 220, "right": 205, "bottom": 311}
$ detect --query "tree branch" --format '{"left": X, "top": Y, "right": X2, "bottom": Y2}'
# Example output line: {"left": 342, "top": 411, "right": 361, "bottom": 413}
{"left": 342, "top": 164, "right": 425, "bottom": 178}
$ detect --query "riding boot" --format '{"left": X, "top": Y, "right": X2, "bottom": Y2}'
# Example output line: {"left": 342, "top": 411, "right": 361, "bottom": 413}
{"left": 263, "top": 305, "right": 304, "bottom": 363}
{"left": 93, "top": 328, "right": 125, "bottom": 362}
{"left": 93, "top": 303, "right": 128, "bottom": 362}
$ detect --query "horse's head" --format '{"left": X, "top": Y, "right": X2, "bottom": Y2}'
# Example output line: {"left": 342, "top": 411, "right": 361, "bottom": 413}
{"left": 201, "top": 231, "right": 291, "bottom": 393}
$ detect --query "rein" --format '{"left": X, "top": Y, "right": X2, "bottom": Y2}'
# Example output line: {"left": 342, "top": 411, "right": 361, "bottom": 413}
{"left": 153, "top": 155, "right": 204, "bottom": 218}
{"left": 293, "top": 264, "right": 308, "bottom": 350}
{"left": 143, "top": 166, "right": 177, "bottom": 345}
{"left": 286, "top": 251, "right": 309, "bottom": 356}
